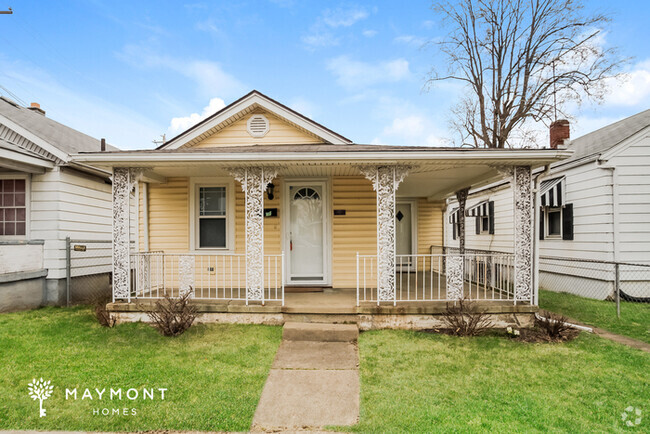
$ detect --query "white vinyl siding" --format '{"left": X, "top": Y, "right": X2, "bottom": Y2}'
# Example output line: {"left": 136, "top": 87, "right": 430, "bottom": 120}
{"left": 608, "top": 134, "right": 650, "bottom": 264}
{"left": 30, "top": 168, "right": 128, "bottom": 279}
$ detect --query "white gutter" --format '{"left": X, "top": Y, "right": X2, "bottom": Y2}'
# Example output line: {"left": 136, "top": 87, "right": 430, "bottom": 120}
{"left": 72, "top": 149, "right": 573, "bottom": 165}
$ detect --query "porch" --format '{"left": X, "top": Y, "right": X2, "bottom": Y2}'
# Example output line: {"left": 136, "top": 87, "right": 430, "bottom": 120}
{"left": 73, "top": 147, "right": 571, "bottom": 321}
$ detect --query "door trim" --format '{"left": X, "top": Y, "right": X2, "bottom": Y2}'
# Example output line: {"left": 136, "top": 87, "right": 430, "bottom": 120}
{"left": 282, "top": 178, "right": 332, "bottom": 286}
{"left": 396, "top": 199, "right": 418, "bottom": 267}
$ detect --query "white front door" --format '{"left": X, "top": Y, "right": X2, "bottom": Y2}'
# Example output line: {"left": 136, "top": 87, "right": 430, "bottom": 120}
{"left": 285, "top": 182, "right": 329, "bottom": 284}
{"left": 396, "top": 201, "right": 415, "bottom": 266}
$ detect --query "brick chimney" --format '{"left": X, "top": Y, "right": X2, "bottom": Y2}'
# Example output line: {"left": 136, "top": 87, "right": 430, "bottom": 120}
{"left": 28, "top": 102, "right": 46, "bottom": 116}
{"left": 549, "top": 119, "right": 569, "bottom": 149}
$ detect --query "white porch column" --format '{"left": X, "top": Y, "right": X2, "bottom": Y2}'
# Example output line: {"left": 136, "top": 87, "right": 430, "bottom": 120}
{"left": 112, "top": 167, "right": 140, "bottom": 302}
{"left": 360, "top": 165, "right": 410, "bottom": 304}
{"left": 231, "top": 166, "right": 277, "bottom": 303}
{"left": 512, "top": 165, "right": 534, "bottom": 302}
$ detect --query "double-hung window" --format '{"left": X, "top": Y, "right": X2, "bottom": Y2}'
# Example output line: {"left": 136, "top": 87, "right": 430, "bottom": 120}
{"left": 198, "top": 186, "right": 227, "bottom": 248}
{"left": 0, "top": 178, "right": 26, "bottom": 236}
{"left": 545, "top": 207, "right": 562, "bottom": 238}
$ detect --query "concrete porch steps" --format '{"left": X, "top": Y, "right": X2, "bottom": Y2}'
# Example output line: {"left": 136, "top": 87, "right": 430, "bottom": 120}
{"left": 282, "top": 321, "right": 359, "bottom": 342}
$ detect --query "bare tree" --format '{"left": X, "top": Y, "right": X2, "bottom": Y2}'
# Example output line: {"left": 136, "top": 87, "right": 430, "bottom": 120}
{"left": 428, "top": 0, "right": 623, "bottom": 148}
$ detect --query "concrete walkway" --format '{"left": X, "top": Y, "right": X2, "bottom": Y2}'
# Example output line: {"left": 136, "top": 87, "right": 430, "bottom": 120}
{"left": 252, "top": 322, "right": 360, "bottom": 431}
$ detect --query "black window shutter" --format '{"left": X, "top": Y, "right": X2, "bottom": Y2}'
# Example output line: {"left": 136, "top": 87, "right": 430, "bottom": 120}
{"left": 452, "top": 222, "right": 457, "bottom": 240}
{"left": 475, "top": 216, "right": 481, "bottom": 234}
{"left": 488, "top": 201, "right": 495, "bottom": 234}
{"left": 539, "top": 207, "right": 545, "bottom": 240}
{"left": 562, "top": 203, "right": 574, "bottom": 240}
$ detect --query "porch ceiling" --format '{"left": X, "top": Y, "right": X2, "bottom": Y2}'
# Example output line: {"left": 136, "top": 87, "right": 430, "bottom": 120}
{"left": 72, "top": 147, "right": 572, "bottom": 200}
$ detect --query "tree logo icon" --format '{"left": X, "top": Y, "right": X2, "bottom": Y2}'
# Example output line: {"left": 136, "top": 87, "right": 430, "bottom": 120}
{"left": 28, "top": 378, "right": 53, "bottom": 417}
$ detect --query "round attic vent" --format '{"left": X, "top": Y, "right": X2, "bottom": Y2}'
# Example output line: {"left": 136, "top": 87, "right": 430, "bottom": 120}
{"left": 247, "top": 114, "right": 270, "bottom": 138}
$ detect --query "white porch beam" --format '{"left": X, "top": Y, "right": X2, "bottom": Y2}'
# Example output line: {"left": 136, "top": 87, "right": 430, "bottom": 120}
{"left": 230, "top": 166, "right": 277, "bottom": 303}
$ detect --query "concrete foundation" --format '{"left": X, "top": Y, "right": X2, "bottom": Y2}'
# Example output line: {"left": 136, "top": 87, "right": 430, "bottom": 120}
{"left": 0, "top": 269, "right": 47, "bottom": 312}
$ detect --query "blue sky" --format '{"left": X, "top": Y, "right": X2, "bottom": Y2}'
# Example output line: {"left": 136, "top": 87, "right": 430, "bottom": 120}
{"left": 1, "top": 0, "right": 649, "bottom": 149}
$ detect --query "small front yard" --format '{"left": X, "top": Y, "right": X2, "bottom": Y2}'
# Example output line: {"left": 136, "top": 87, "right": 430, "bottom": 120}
{"left": 353, "top": 330, "right": 649, "bottom": 432}
{"left": 0, "top": 307, "right": 282, "bottom": 432}
{"left": 540, "top": 289, "right": 650, "bottom": 343}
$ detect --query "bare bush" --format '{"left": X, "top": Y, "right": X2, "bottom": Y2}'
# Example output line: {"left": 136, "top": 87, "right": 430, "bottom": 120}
{"left": 91, "top": 294, "right": 115, "bottom": 328}
{"left": 146, "top": 291, "right": 197, "bottom": 337}
{"left": 535, "top": 310, "right": 574, "bottom": 340}
{"left": 442, "top": 298, "right": 493, "bottom": 336}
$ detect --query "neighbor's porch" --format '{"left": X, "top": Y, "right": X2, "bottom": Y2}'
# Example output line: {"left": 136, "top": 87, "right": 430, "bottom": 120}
{"left": 105, "top": 158, "right": 537, "bottom": 311}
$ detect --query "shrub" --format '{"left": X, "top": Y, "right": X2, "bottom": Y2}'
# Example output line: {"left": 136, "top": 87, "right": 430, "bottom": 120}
{"left": 442, "top": 298, "right": 493, "bottom": 336}
{"left": 146, "top": 291, "right": 197, "bottom": 337}
{"left": 535, "top": 310, "right": 574, "bottom": 340}
{"left": 91, "top": 294, "right": 116, "bottom": 328}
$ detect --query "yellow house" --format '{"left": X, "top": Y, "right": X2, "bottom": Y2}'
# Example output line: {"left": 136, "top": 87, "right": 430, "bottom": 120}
{"left": 75, "top": 91, "right": 571, "bottom": 324}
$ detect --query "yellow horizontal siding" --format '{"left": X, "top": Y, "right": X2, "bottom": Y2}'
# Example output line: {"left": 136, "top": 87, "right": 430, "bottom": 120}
{"left": 138, "top": 175, "right": 443, "bottom": 290}
{"left": 193, "top": 109, "right": 322, "bottom": 148}
{"left": 148, "top": 178, "right": 189, "bottom": 252}
{"left": 332, "top": 176, "right": 376, "bottom": 288}
{"left": 418, "top": 199, "right": 443, "bottom": 255}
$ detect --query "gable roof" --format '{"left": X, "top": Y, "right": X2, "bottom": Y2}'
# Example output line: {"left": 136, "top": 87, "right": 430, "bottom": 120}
{"left": 159, "top": 90, "right": 353, "bottom": 149}
{"left": 565, "top": 109, "right": 650, "bottom": 162}
{"left": 0, "top": 96, "right": 117, "bottom": 162}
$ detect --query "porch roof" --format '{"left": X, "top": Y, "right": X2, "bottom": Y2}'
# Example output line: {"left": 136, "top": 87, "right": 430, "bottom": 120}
{"left": 73, "top": 146, "right": 572, "bottom": 200}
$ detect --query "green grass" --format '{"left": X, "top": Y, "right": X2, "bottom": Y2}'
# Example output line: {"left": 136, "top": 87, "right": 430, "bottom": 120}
{"left": 351, "top": 330, "right": 649, "bottom": 433}
{"left": 540, "top": 289, "right": 650, "bottom": 343}
{"left": 0, "top": 307, "right": 282, "bottom": 432}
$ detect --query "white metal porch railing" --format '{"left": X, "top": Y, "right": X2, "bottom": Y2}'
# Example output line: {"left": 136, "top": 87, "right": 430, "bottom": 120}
{"left": 129, "top": 252, "right": 284, "bottom": 305}
{"left": 356, "top": 252, "right": 517, "bottom": 305}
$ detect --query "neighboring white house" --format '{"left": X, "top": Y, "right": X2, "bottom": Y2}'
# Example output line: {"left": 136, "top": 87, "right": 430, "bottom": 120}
{"left": 0, "top": 97, "right": 121, "bottom": 311}
{"left": 445, "top": 111, "right": 650, "bottom": 300}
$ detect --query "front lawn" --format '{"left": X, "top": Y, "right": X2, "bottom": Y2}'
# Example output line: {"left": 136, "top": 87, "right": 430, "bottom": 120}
{"left": 540, "top": 289, "right": 650, "bottom": 343}
{"left": 353, "top": 330, "right": 649, "bottom": 432}
{"left": 0, "top": 307, "right": 282, "bottom": 432}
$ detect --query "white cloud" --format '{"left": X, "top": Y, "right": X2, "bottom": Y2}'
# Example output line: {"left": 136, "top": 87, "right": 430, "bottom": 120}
{"left": 301, "top": 32, "right": 340, "bottom": 48}
{"left": 118, "top": 44, "right": 247, "bottom": 99}
{"left": 374, "top": 115, "right": 448, "bottom": 147}
{"left": 167, "top": 97, "right": 226, "bottom": 137}
{"left": 0, "top": 59, "right": 163, "bottom": 150}
{"left": 394, "top": 35, "right": 427, "bottom": 47}
{"left": 302, "top": 6, "right": 369, "bottom": 49}
{"left": 327, "top": 56, "right": 410, "bottom": 89}
{"left": 322, "top": 7, "right": 368, "bottom": 27}
{"left": 604, "top": 59, "right": 650, "bottom": 106}
{"left": 362, "top": 29, "right": 377, "bottom": 38}
{"left": 288, "top": 97, "right": 317, "bottom": 119}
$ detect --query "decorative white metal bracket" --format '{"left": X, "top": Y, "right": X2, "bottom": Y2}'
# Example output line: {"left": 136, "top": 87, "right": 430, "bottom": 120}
{"left": 230, "top": 166, "right": 277, "bottom": 303}
{"left": 359, "top": 165, "right": 410, "bottom": 304}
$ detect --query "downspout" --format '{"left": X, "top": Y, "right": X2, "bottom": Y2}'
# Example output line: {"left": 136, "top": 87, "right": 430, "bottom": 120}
{"left": 143, "top": 182, "right": 150, "bottom": 252}
{"left": 532, "top": 164, "right": 551, "bottom": 306}
{"left": 601, "top": 165, "right": 619, "bottom": 262}
{"left": 135, "top": 182, "right": 140, "bottom": 253}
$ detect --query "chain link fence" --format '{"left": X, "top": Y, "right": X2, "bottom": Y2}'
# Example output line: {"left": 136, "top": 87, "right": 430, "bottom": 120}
{"left": 539, "top": 256, "right": 650, "bottom": 317}
{"left": 65, "top": 238, "right": 134, "bottom": 305}
{"left": 65, "top": 238, "right": 113, "bottom": 305}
